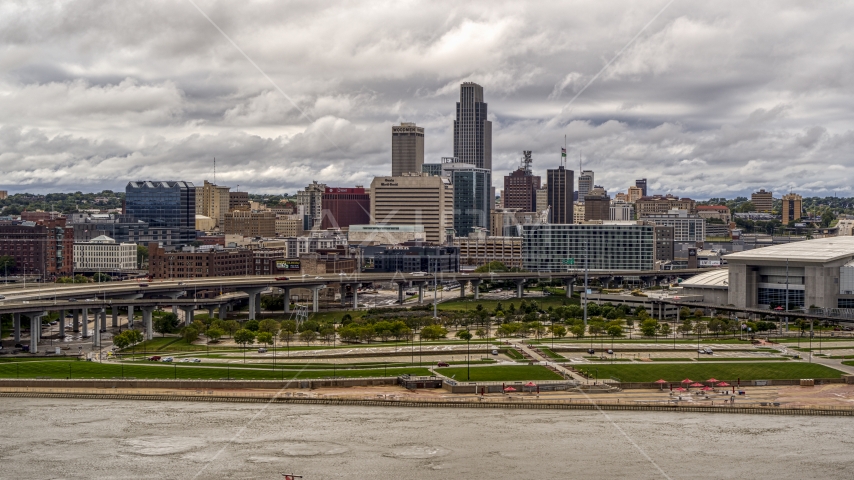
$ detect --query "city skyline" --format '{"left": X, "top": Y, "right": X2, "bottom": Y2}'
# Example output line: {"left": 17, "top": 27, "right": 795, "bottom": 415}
{"left": 1, "top": 2, "right": 853, "bottom": 198}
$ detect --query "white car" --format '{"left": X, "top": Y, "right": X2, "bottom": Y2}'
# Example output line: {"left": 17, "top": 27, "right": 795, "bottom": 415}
{"left": 411, "top": 271, "right": 427, "bottom": 276}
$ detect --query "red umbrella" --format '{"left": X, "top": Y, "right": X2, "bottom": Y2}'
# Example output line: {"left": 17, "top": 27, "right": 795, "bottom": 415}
{"left": 689, "top": 383, "right": 704, "bottom": 388}
{"left": 774, "top": 306, "right": 784, "bottom": 311}
{"left": 503, "top": 386, "right": 517, "bottom": 392}
{"left": 524, "top": 382, "right": 537, "bottom": 387}
{"left": 674, "top": 387, "right": 686, "bottom": 392}
{"left": 701, "top": 386, "right": 713, "bottom": 391}
{"left": 681, "top": 378, "right": 693, "bottom": 384}
{"left": 716, "top": 382, "right": 730, "bottom": 387}
{"left": 654, "top": 379, "right": 668, "bottom": 384}
{"left": 706, "top": 378, "right": 719, "bottom": 383}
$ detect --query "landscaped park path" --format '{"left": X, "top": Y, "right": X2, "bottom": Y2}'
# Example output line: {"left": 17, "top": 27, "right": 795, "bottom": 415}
{"left": 510, "top": 340, "right": 586, "bottom": 381}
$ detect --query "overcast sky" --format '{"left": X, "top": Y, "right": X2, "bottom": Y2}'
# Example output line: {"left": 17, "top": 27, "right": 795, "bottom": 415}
{"left": 1, "top": 0, "right": 853, "bottom": 199}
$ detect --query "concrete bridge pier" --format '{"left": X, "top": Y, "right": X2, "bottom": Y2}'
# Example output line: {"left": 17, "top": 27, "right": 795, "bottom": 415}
{"left": 72, "top": 310, "right": 79, "bottom": 332}
{"left": 339, "top": 284, "right": 348, "bottom": 306}
{"left": 564, "top": 278, "right": 575, "bottom": 298}
{"left": 127, "top": 305, "right": 134, "bottom": 329}
{"left": 112, "top": 306, "right": 118, "bottom": 328}
{"left": 141, "top": 307, "right": 155, "bottom": 340}
{"left": 515, "top": 279, "right": 525, "bottom": 298}
{"left": 100, "top": 308, "right": 108, "bottom": 332}
{"left": 396, "top": 281, "right": 407, "bottom": 305}
{"left": 218, "top": 304, "right": 228, "bottom": 320}
{"left": 471, "top": 279, "right": 482, "bottom": 300}
{"left": 93, "top": 309, "right": 103, "bottom": 347}
{"left": 13, "top": 313, "right": 20, "bottom": 343}
{"left": 182, "top": 307, "right": 195, "bottom": 326}
{"left": 58, "top": 310, "right": 66, "bottom": 338}
{"left": 282, "top": 288, "right": 291, "bottom": 313}
{"left": 311, "top": 285, "right": 325, "bottom": 312}
{"left": 207, "top": 306, "right": 214, "bottom": 319}
{"left": 30, "top": 312, "right": 45, "bottom": 354}
{"left": 242, "top": 288, "right": 264, "bottom": 320}
{"left": 82, "top": 308, "right": 89, "bottom": 338}
{"left": 459, "top": 282, "right": 466, "bottom": 298}
{"left": 352, "top": 286, "right": 359, "bottom": 309}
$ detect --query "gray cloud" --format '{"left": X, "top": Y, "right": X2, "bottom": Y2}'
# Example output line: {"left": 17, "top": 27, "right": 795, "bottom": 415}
{"left": 1, "top": 0, "right": 853, "bottom": 198}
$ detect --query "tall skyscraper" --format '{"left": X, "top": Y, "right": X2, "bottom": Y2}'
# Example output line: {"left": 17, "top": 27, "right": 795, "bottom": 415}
{"left": 503, "top": 151, "right": 541, "bottom": 212}
{"left": 296, "top": 181, "right": 326, "bottom": 230}
{"left": 635, "top": 178, "right": 648, "bottom": 197}
{"left": 547, "top": 166, "right": 574, "bottom": 224}
{"left": 577, "top": 170, "right": 594, "bottom": 202}
{"left": 391, "top": 122, "right": 424, "bottom": 176}
{"left": 781, "top": 193, "right": 802, "bottom": 225}
{"left": 453, "top": 82, "right": 492, "bottom": 170}
{"left": 195, "top": 180, "right": 230, "bottom": 229}
{"left": 443, "top": 162, "right": 492, "bottom": 237}
{"left": 584, "top": 187, "right": 611, "bottom": 221}
{"left": 125, "top": 181, "right": 196, "bottom": 245}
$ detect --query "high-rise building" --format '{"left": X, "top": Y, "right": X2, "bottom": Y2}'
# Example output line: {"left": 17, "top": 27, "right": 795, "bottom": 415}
{"left": 577, "top": 170, "right": 594, "bottom": 202}
{"left": 125, "top": 181, "right": 196, "bottom": 245}
{"left": 584, "top": 187, "right": 610, "bottom": 221}
{"left": 503, "top": 151, "right": 541, "bottom": 212}
{"left": 536, "top": 186, "right": 548, "bottom": 215}
{"left": 752, "top": 189, "right": 774, "bottom": 213}
{"left": 224, "top": 211, "right": 277, "bottom": 238}
{"left": 370, "top": 173, "right": 454, "bottom": 244}
{"left": 195, "top": 180, "right": 230, "bottom": 229}
{"left": 640, "top": 209, "right": 705, "bottom": 242}
{"left": 573, "top": 202, "right": 585, "bottom": 224}
{"left": 0, "top": 217, "right": 73, "bottom": 279}
{"left": 453, "top": 82, "right": 492, "bottom": 170}
{"left": 296, "top": 181, "right": 327, "bottom": 230}
{"left": 391, "top": 122, "right": 425, "bottom": 176}
{"left": 320, "top": 187, "right": 371, "bottom": 229}
{"left": 228, "top": 191, "right": 250, "bottom": 211}
{"left": 627, "top": 186, "right": 644, "bottom": 203}
{"left": 781, "top": 193, "right": 802, "bottom": 225}
{"left": 635, "top": 179, "right": 648, "bottom": 197}
{"left": 443, "top": 162, "right": 491, "bottom": 237}
{"left": 547, "top": 166, "right": 574, "bottom": 224}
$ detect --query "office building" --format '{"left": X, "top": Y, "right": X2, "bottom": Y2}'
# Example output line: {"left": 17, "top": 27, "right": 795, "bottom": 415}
{"left": 640, "top": 210, "right": 706, "bottom": 243}
{"left": 348, "top": 225, "right": 426, "bottom": 246}
{"left": 68, "top": 213, "right": 177, "bottom": 248}
{"left": 573, "top": 202, "right": 585, "bottom": 224}
{"left": 195, "top": 215, "right": 216, "bottom": 232}
{"left": 421, "top": 163, "right": 443, "bottom": 176}
{"left": 725, "top": 236, "right": 854, "bottom": 309}
{"left": 371, "top": 245, "right": 460, "bottom": 273}
{"left": 521, "top": 223, "right": 665, "bottom": 272}
{"left": 781, "top": 193, "right": 802, "bottom": 225}
{"left": 391, "top": 122, "right": 425, "bottom": 176}
{"left": 125, "top": 181, "right": 196, "bottom": 245}
{"left": 369, "top": 174, "right": 454, "bottom": 244}
{"left": 229, "top": 191, "right": 251, "bottom": 211}
{"left": 751, "top": 189, "right": 774, "bottom": 213}
{"left": 0, "top": 190, "right": 7, "bottom": 200}
{"left": 275, "top": 215, "right": 305, "bottom": 237}
{"left": 224, "top": 211, "right": 277, "bottom": 238}
{"left": 635, "top": 194, "right": 696, "bottom": 216}
{"left": 0, "top": 217, "right": 74, "bottom": 279}
{"left": 536, "top": 186, "right": 548, "bottom": 214}
{"left": 195, "top": 180, "right": 230, "bottom": 229}
{"left": 696, "top": 205, "right": 732, "bottom": 223}
{"left": 453, "top": 230, "right": 522, "bottom": 269}
{"left": 654, "top": 225, "right": 675, "bottom": 263}
{"left": 320, "top": 187, "right": 371, "bottom": 229}
{"left": 73, "top": 235, "right": 137, "bottom": 273}
{"left": 547, "top": 166, "right": 574, "bottom": 224}
{"left": 577, "top": 170, "right": 594, "bottom": 202}
{"left": 635, "top": 179, "right": 648, "bottom": 197}
{"left": 147, "top": 242, "right": 254, "bottom": 279}
{"left": 610, "top": 201, "right": 634, "bottom": 221}
{"left": 490, "top": 209, "right": 541, "bottom": 237}
{"left": 503, "top": 151, "right": 540, "bottom": 212}
{"left": 443, "top": 162, "right": 491, "bottom": 237}
{"left": 296, "top": 181, "right": 327, "bottom": 230}
{"left": 453, "top": 82, "right": 492, "bottom": 170}
{"left": 627, "top": 186, "right": 644, "bottom": 203}
{"left": 584, "top": 187, "right": 610, "bottom": 221}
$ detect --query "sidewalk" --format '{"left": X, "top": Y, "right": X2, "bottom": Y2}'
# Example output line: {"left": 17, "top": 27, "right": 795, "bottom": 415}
{"left": 511, "top": 341, "right": 586, "bottom": 382}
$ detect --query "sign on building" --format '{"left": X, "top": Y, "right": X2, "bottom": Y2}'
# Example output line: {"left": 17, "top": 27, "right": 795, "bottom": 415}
{"left": 276, "top": 260, "right": 301, "bottom": 271}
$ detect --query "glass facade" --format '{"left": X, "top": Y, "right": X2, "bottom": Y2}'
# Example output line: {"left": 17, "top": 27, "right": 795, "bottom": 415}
{"left": 522, "top": 224, "right": 656, "bottom": 272}
{"left": 757, "top": 287, "right": 804, "bottom": 308}
{"left": 125, "top": 181, "right": 196, "bottom": 245}
{"left": 449, "top": 166, "right": 491, "bottom": 237}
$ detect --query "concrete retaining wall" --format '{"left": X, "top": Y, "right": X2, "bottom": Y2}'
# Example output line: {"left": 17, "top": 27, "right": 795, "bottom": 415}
{"left": 614, "top": 378, "right": 846, "bottom": 389}
{"left": 0, "top": 378, "right": 398, "bottom": 390}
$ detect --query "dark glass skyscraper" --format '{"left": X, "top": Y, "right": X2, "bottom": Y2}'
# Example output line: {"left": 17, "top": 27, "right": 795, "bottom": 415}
{"left": 453, "top": 82, "right": 492, "bottom": 171}
{"left": 125, "top": 181, "right": 196, "bottom": 246}
{"left": 547, "top": 165, "right": 574, "bottom": 224}
{"left": 635, "top": 178, "right": 648, "bottom": 197}
{"left": 444, "top": 163, "right": 491, "bottom": 237}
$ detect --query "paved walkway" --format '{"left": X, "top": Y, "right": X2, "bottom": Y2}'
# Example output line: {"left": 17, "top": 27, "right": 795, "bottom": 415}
{"left": 510, "top": 341, "right": 586, "bottom": 382}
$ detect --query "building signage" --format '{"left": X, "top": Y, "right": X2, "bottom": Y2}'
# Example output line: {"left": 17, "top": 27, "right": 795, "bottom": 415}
{"left": 276, "top": 260, "right": 301, "bottom": 270}
{"left": 699, "top": 260, "right": 721, "bottom": 266}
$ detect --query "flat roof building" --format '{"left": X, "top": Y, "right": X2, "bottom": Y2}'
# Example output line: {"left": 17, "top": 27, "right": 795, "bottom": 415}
{"left": 392, "top": 122, "right": 425, "bottom": 176}
{"left": 370, "top": 174, "right": 453, "bottom": 244}
{"left": 725, "top": 236, "right": 854, "bottom": 309}
{"left": 751, "top": 189, "right": 774, "bottom": 213}
{"left": 73, "top": 235, "right": 137, "bottom": 273}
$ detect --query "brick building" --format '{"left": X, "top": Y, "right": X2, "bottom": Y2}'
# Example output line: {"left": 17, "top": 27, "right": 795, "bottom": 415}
{"left": 635, "top": 195, "right": 696, "bottom": 216}
{"left": 147, "top": 243, "right": 254, "bottom": 279}
{"left": 0, "top": 218, "right": 74, "bottom": 279}
{"left": 224, "top": 211, "right": 276, "bottom": 238}
{"left": 321, "top": 187, "right": 371, "bottom": 229}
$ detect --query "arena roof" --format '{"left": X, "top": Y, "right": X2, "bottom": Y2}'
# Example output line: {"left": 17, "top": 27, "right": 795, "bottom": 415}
{"left": 724, "top": 236, "right": 854, "bottom": 263}
{"left": 681, "top": 269, "right": 729, "bottom": 288}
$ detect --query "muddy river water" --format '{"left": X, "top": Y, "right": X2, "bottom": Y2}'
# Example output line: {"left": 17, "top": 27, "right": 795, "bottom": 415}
{"left": 2, "top": 398, "right": 852, "bottom": 479}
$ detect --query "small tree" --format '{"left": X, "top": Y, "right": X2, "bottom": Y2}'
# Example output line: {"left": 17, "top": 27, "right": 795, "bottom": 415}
{"left": 182, "top": 326, "right": 200, "bottom": 344}
{"left": 640, "top": 318, "right": 659, "bottom": 338}
{"left": 224, "top": 320, "right": 240, "bottom": 337}
{"left": 257, "top": 319, "right": 281, "bottom": 335}
{"left": 206, "top": 327, "right": 224, "bottom": 343}
{"left": 300, "top": 330, "right": 318, "bottom": 346}
{"left": 256, "top": 331, "right": 273, "bottom": 348}
{"left": 233, "top": 329, "right": 256, "bottom": 363}
{"left": 551, "top": 325, "right": 567, "bottom": 339}
{"left": 153, "top": 313, "right": 179, "bottom": 337}
{"left": 659, "top": 323, "right": 672, "bottom": 337}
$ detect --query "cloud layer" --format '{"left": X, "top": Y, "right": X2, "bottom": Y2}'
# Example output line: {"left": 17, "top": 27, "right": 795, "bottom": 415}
{"left": 1, "top": 0, "right": 853, "bottom": 198}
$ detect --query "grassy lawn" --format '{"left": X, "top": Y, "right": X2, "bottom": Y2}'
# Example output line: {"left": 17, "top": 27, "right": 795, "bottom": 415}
{"left": 504, "top": 348, "right": 524, "bottom": 360}
{"left": 842, "top": 360, "right": 854, "bottom": 367}
{"left": 579, "top": 363, "right": 844, "bottom": 382}
{"left": 695, "top": 357, "right": 790, "bottom": 361}
{"left": 435, "top": 365, "right": 563, "bottom": 381}
{"left": 649, "top": 358, "right": 695, "bottom": 362}
{"left": 0, "top": 360, "right": 432, "bottom": 380}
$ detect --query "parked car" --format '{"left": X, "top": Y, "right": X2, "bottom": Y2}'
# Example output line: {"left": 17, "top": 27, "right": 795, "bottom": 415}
{"left": 607, "top": 349, "right": 614, "bottom": 355}
{"left": 276, "top": 277, "right": 290, "bottom": 281}
{"left": 161, "top": 357, "right": 173, "bottom": 362}
{"left": 698, "top": 349, "right": 705, "bottom": 354}
{"left": 148, "top": 356, "right": 161, "bottom": 361}
{"left": 258, "top": 348, "right": 267, "bottom": 353}
{"left": 587, "top": 348, "right": 595, "bottom": 355}
{"left": 138, "top": 283, "right": 149, "bottom": 288}
{"left": 14, "top": 343, "right": 23, "bottom": 349}
{"left": 703, "top": 347, "right": 714, "bottom": 355}
{"left": 181, "top": 358, "right": 192, "bottom": 363}
{"left": 437, "top": 361, "right": 450, "bottom": 367}
{"left": 68, "top": 298, "right": 77, "bottom": 302}
{"left": 0, "top": 295, "right": 5, "bottom": 300}
{"left": 491, "top": 349, "right": 499, "bottom": 355}
{"left": 191, "top": 358, "right": 201, "bottom": 363}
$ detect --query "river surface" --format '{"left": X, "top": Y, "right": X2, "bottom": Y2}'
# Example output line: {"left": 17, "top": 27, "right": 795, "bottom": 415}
{"left": 2, "top": 398, "right": 852, "bottom": 479}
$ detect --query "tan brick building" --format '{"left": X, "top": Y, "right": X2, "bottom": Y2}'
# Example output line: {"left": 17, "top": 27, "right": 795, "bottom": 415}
{"left": 224, "top": 211, "right": 276, "bottom": 238}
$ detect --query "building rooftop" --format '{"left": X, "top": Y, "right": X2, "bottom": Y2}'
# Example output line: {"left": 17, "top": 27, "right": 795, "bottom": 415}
{"left": 724, "top": 236, "right": 854, "bottom": 263}
{"left": 681, "top": 269, "right": 729, "bottom": 288}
